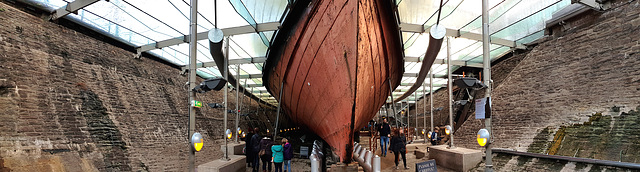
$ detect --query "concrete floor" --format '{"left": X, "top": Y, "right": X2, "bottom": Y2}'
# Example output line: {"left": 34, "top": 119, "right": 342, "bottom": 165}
{"left": 243, "top": 136, "right": 458, "bottom": 172}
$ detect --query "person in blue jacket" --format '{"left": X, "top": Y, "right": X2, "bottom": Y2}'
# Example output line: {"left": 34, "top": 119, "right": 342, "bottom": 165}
{"left": 271, "top": 140, "right": 284, "bottom": 172}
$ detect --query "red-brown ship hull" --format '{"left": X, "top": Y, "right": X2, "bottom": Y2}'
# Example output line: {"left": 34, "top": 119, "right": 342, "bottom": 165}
{"left": 263, "top": 0, "right": 403, "bottom": 161}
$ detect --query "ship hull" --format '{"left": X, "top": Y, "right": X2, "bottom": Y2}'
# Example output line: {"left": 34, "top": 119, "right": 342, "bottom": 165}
{"left": 263, "top": 0, "right": 403, "bottom": 161}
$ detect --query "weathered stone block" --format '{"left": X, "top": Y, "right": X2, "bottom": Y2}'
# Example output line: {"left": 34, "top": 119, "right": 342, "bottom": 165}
{"left": 428, "top": 145, "right": 482, "bottom": 172}
{"left": 197, "top": 155, "right": 246, "bottom": 172}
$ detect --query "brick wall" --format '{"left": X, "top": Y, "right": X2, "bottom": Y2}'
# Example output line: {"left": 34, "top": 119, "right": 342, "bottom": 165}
{"left": 0, "top": 2, "right": 278, "bottom": 171}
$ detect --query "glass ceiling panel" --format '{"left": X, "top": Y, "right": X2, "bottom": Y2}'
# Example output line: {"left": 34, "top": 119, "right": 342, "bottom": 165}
{"left": 516, "top": 30, "right": 544, "bottom": 44}
{"left": 83, "top": 1, "right": 181, "bottom": 41}
{"left": 28, "top": 0, "right": 575, "bottom": 104}
{"left": 459, "top": 0, "right": 525, "bottom": 34}
{"left": 238, "top": 0, "right": 288, "bottom": 23}
{"left": 467, "top": 46, "right": 510, "bottom": 63}
{"left": 404, "top": 33, "right": 430, "bottom": 56}
{"left": 239, "top": 64, "right": 262, "bottom": 75}
{"left": 229, "top": 32, "right": 270, "bottom": 59}
{"left": 397, "top": 0, "right": 435, "bottom": 25}
{"left": 492, "top": 0, "right": 570, "bottom": 41}
{"left": 404, "top": 62, "right": 421, "bottom": 73}
{"left": 71, "top": 10, "right": 152, "bottom": 46}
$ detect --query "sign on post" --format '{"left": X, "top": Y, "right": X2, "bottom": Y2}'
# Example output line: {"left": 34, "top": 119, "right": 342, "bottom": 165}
{"left": 191, "top": 100, "right": 202, "bottom": 108}
{"left": 415, "top": 159, "right": 437, "bottom": 172}
{"left": 475, "top": 97, "right": 491, "bottom": 119}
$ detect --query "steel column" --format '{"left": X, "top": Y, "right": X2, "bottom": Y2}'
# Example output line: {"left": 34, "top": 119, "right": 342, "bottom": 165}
{"left": 447, "top": 37, "right": 455, "bottom": 149}
{"left": 274, "top": 82, "right": 284, "bottom": 139}
{"left": 482, "top": 0, "right": 493, "bottom": 170}
{"left": 223, "top": 36, "right": 230, "bottom": 161}
{"left": 414, "top": 91, "right": 418, "bottom": 139}
{"left": 235, "top": 64, "right": 240, "bottom": 143}
{"left": 430, "top": 69, "right": 434, "bottom": 136}
{"left": 187, "top": 0, "right": 198, "bottom": 170}
{"left": 388, "top": 80, "right": 399, "bottom": 128}
{"left": 423, "top": 81, "right": 427, "bottom": 143}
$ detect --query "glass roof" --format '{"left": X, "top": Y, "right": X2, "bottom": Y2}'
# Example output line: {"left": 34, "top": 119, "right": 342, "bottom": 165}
{"left": 29, "top": 0, "right": 573, "bottom": 106}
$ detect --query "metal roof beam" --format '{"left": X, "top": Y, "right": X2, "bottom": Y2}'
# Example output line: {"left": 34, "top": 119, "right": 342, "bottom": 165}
{"left": 51, "top": 0, "right": 100, "bottom": 20}
{"left": 180, "top": 56, "right": 266, "bottom": 70}
{"left": 400, "top": 83, "right": 445, "bottom": 87}
{"left": 238, "top": 74, "right": 263, "bottom": 79}
{"left": 136, "top": 22, "right": 280, "bottom": 54}
{"left": 394, "top": 88, "right": 440, "bottom": 92}
{"left": 399, "top": 23, "right": 526, "bottom": 49}
{"left": 251, "top": 90, "right": 270, "bottom": 94}
{"left": 402, "top": 73, "right": 463, "bottom": 78}
{"left": 404, "top": 56, "right": 484, "bottom": 68}
{"left": 245, "top": 84, "right": 263, "bottom": 87}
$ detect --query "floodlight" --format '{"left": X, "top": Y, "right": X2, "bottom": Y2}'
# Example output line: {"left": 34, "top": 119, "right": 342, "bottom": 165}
{"left": 226, "top": 129, "right": 232, "bottom": 139}
{"left": 191, "top": 132, "right": 203, "bottom": 152}
{"left": 192, "top": 77, "right": 227, "bottom": 93}
{"left": 453, "top": 77, "right": 487, "bottom": 89}
{"left": 477, "top": 129, "right": 490, "bottom": 147}
{"left": 208, "top": 103, "right": 223, "bottom": 108}
{"left": 445, "top": 125, "right": 453, "bottom": 135}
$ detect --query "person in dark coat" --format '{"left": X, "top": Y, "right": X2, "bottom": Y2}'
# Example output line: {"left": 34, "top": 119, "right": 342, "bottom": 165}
{"left": 379, "top": 118, "right": 391, "bottom": 157}
{"left": 259, "top": 137, "right": 273, "bottom": 172}
{"left": 282, "top": 138, "right": 293, "bottom": 172}
{"left": 246, "top": 128, "right": 255, "bottom": 168}
{"left": 391, "top": 129, "right": 408, "bottom": 169}
{"left": 250, "top": 128, "right": 262, "bottom": 172}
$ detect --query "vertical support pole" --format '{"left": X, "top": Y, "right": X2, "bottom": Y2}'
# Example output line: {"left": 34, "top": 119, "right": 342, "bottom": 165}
{"left": 414, "top": 91, "right": 418, "bottom": 139}
{"left": 239, "top": 79, "right": 246, "bottom": 141}
{"left": 406, "top": 99, "right": 409, "bottom": 135}
{"left": 482, "top": 0, "right": 493, "bottom": 170}
{"left": 187, "top": 0, "right": 198, "bottom": 171}
{"left": 274, "top": 82, "right": 284, "bottom": 139}
{"left": 388, "top": 79, "right": 399, "bottom": 128}
{"left": 242, "top": 79, "right": 247, "bottom": 114}
{"left": 223, "top": 36, "right": 230, "bottom": 161}
{"left": 252, "top": 87, "right": 256, "bottom": 128}
{"left": 430, "top": 69, "right": 434, "bottom": 134}
{"left": 447, "top": 37, "right": 455, "bottom": 149}
{"left": 423, "top": 82, "right": 427, "bottom": 143}
{"left": 235, "top": 64, "right": 240, "bottom": 143}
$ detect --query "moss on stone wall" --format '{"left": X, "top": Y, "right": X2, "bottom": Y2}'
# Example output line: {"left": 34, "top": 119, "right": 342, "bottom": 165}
{"left": 547, "top": 126, "right": 566, "bottom": 155}
{"left": 527, "top": 127, "right": 554, "bottom": 154}
{"left": 546, "top": 107, "right": 640, "bottom": 162}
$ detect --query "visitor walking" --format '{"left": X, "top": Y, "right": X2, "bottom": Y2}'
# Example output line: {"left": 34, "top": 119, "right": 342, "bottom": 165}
{"left": 391, "top": 129, "right": 408, "bottom": 169}
{"left": 379, "top": 118, "right": 391, "bottom": 157}
{"left": 251, "top": 128, "right": 262, "bottom": 172}
{"left": 245, "top": 128, "right": 254, "bottom": 168}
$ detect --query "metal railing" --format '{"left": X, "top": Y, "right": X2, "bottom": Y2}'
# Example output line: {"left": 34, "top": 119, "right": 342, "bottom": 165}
{"left": 352, "top": 142, "right": 381, "bottom": 172}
